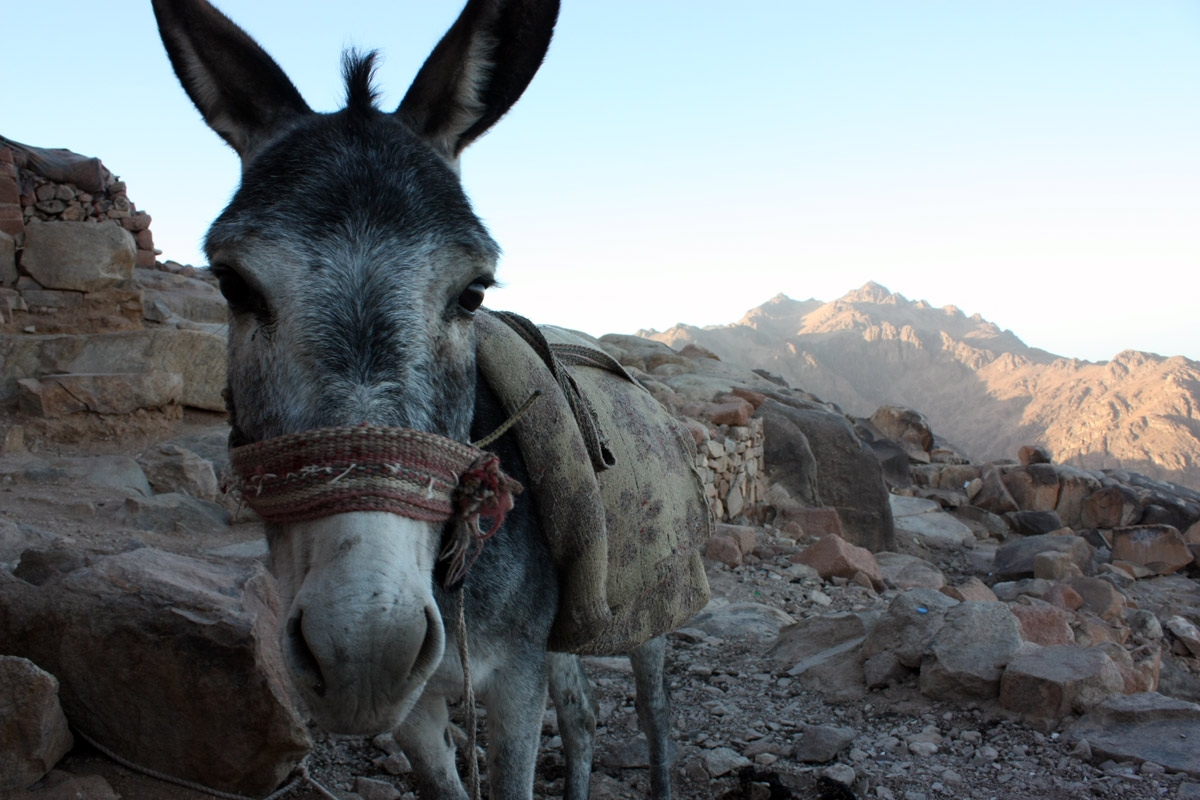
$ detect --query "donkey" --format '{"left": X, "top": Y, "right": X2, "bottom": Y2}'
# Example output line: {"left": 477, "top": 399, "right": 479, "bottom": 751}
{"left": 153, "top": 1, "right": 678, "bottom": 798}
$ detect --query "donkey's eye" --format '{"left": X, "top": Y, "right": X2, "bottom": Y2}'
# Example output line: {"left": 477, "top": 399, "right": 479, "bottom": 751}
{"left": 212, "top": 264, "right": 269, "bottom": 320}
{"left": 458, "top": 282, "right": 487, "bottom": 314}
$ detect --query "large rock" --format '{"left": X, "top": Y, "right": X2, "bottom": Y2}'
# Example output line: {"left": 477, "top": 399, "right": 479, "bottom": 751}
{"left": 973, "top": 465, "right": 1018, "bottom": 515}
{"left": 1002, "top": 464, "right": 1061, "bottom": 512}
{"left": 876, "top": 551, "right": 945, "bottom": 590}
{"left": 755, "top": 400, "right": 822, "bottom": 507}
{"left": 0, "top": 328, "right": 226, "bottom": 410}
{"left": 769, "top": 611, "right": 877, "bottom": 700}
{"left": 0, "top": 547, "right": 309, "bottom": 796}
{"left": 890, "top": 495, "right": 973, "bottom": 549}
{"left": 1066, "top": 693, "right": 1200, "bottom": 777}
{"left": 792, "top": 534, "right": 884, "bottom": 589}
{"left": 1081, "top": 485, "right": 1143, "bottom": 529}
{"left": 17, "top": 372, "right": 182, "bottom": 417}
{"left": 1000, "top": 646, "right": 1124, "bottom": 722}
{"left": 0, "top": 656, "right": 73, "bottom": 791}
{"left": 20, "top": 219, "right": 135, "bottom": 292}
{"left": 1054, "top": 466, "right": 1103, "bottom": 528}
{"left": 920, "top": 601, "right": 1024, "bottom": 700}
{"left": 1110, "top": 525, "right": 1194, "bottom": 575}
{"left": 135, "top": 443, "right": 221, "bottom": 502}
{"left": 869, "top": 405, "right": 933, "bottom": 462}
{"left": 862, "top": 588, "right": 959, "bottom": 672}
{"left": 993, "top": 532, "right": 1095, "bottom": 580}
{"left": 755, "top": 399, "right": 894, "bottom": 551}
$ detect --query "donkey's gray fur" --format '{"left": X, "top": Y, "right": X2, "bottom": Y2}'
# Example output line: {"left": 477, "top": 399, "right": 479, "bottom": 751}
{"left": 153, "top": 1, "right": 675, "bottom": 797}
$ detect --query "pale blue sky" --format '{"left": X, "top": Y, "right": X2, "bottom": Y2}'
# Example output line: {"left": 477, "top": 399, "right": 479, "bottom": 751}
{"left": 3, "top": 1, "right": 1198, "bottom": 362}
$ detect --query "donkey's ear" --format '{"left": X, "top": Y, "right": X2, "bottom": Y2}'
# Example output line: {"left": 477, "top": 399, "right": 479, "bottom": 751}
{"left": 152, "top": 0, "right": 311, "bottom": 159}
{"left": 397, "top": 0, "right": 559, "bottom": 163}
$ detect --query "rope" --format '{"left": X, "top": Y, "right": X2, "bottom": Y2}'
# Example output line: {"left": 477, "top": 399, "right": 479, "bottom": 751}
{"left": 71, "top": 726, "right": 340, "bottom": 800}
{"left": 456, "top": 589, "right": 482, "bottom": 800}
{"left": 471, "top": 389, "right": 541, "bottom": 449}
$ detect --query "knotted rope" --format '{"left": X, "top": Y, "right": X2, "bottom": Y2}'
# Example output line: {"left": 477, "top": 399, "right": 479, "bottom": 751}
{"left": 228, "top": 425, "right": 522, "bottom": 588}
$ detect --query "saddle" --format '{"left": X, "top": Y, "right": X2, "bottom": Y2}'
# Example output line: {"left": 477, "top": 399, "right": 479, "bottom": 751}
{"left": 475, "top": 310, "right": 712, "bottom": 654}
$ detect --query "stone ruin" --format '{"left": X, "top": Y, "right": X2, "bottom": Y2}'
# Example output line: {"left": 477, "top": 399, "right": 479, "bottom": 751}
{"left": 0, "top": 138, "right": 227, "bottom": 446}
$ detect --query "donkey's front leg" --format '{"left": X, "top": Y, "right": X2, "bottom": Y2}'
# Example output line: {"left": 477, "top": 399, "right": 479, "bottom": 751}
{"left": 392, "top": 691, "right": 469, "bottom": 800}
{"left": 479, "top": 647, "right": 549, "bottom": 799}
{"left": 630, "top": 635, "right": 673, "bottom": 800}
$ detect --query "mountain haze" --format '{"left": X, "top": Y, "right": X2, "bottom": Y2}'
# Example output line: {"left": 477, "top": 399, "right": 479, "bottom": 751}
{"left": 643, "top": 283, "right": 1200, "bottom": 489}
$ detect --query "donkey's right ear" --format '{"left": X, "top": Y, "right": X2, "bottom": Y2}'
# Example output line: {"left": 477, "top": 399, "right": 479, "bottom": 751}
{"left": 152, "top": 0, "right": 311, "bottom": 159}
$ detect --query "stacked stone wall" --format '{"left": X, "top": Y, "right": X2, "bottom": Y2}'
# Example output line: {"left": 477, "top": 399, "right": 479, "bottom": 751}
{"left": 691, "top": 416, "right": 766, "bottom": 522}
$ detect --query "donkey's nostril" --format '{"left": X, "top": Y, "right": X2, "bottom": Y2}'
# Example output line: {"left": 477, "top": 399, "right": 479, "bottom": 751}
{"left": 287, "top": 612, "right": 327, "bottom": 698}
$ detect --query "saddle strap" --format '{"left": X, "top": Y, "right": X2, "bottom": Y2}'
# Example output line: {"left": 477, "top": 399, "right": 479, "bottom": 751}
{"left": 487, "top": 310, "right": 617, "bottom": 471}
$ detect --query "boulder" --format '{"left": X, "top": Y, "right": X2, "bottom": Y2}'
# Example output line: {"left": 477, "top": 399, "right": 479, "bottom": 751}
{"left": 136, "top": 443, "right": 221, "bottom": 501}
{"left": 1110, "top": 525, "right": 1193, "bottom": 575}
{"left": 17, "top": 372, "right": 182, "bottom": 417}
{"left": 993, "top": 532, "right": 1095, "bottom": 580}
{"left": 755, "top": 399, "right": 894, "bottom": 551}
{"left": 1067, "top": 576, "right": 1127, "bottom": 622}
{"left": 769, "top": 611, "right": 877, "bottom": 699}
{"left": 1017, "top": 445, "right": 1052, "bottom": 466}
{"left": 1053, "top": 466, "right": 1103, "bottom": 528}
{"left": 6, "top": 771, "right": 119, "bottom": 800}
{"left": 792, "top": 534, "right": 884, "bottom": 589}
{"left": 20, "top": 219, "right": 134, "bottom": 292}
{"left": 1009, "top": 599, "right": 1075, "bottom": 646}
{"left": 973, "top": 465, "right": 1018, "bottom": 515}
{"left": 863, "top": 588, "right": 959, "bottom": 671}
{"left": 920, "top": 601, "right": 1024, "bottom": 700}
{"left": 1000, "top": 646, "right": 1124, "bottom": 722}
{"left": 1066, "top": 693, "right": 1200, "bottom": 778}
{"left": 940, "top": 577, "right": 997, "bottom": 603}
{"left": 0, "top": 656, "right": 73, "bottom": 791}
{"left": 876, "top": 552, "right": 945, "bottom": 590}
{"left": 1002, "top": 464, "right": 1061, "bottom": 512}
{"left": 869, "top": 405, "right": 933, "bottom": 462}
{"left": 755, "top": 400, "right": 822, "bottom": 507}
{"left": 793, "top": 724, "right": 856, "bottom": 763}
{"left": 1081, "top": 485, "right": 1142, "bottom": 529}
{"left": 0, "top": 547, "right": 310, "bottom": 796}
{"left": 890, "top": 496, "right": 973, "bottom": 549}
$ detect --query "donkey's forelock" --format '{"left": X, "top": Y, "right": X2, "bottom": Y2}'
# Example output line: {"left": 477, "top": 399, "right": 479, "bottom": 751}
{"left": 342, "top": 49, "right": 384, "bottom": 115}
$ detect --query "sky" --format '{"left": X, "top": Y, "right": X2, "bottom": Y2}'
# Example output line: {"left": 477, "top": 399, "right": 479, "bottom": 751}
{"left": 3, "top": 1, "right": 1198, "bottom": 363}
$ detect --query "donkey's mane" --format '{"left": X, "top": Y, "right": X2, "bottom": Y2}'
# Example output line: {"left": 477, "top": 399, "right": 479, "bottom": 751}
{"left": 342, "top": 50, "right": 382, "bottom": 114}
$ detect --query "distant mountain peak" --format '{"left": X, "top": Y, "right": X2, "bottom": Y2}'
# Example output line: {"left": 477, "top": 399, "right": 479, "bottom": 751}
{"left": 841, "top": 281, "right": 901, "bottom": 305}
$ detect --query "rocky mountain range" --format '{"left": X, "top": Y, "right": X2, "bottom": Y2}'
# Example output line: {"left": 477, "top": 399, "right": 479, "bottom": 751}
{"left": 644, "top": 282, "right": 1200, "bottom": 490}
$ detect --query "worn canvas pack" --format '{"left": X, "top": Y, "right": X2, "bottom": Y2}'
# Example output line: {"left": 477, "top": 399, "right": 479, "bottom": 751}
{"left": 475, "top": 310, "right": 711, "bottom": 654}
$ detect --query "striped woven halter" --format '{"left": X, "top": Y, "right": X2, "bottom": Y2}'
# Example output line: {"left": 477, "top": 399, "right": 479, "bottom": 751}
{"left": 229, "top": 425, "right": 522, "bottom": 588}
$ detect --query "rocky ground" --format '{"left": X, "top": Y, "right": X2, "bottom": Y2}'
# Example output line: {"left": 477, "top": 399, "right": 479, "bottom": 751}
{"left": 5, "top": 411, "right": 1200, "bottom": 800}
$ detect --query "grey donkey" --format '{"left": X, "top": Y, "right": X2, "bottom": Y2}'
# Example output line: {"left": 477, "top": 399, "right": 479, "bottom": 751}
{"left": 152, "top": 0, "right": 676, "bottom": 797}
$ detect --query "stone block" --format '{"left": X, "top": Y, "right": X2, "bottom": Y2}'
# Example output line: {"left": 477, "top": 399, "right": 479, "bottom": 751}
{"left": 1010, "top": 599, "right": 1075, "bottom": 645}
{"left": 136, "top": 443, "right": 220, "bottom": 502}
{"left": 19, "top": 288, "right": 83, "bottom": 309}
{"left": 0, "top": 656, "right": 73, "bottom": 791}
{"left": 792, "top": 534, "right": 884, "bottom": 589}
{"left": 1111, "top": 525, "right": 1193, "bottom": 575}
{"left": 704, "top": 535, "right": 742, "bottom": 567}
{"left": 17, "top": 372, "right": 183, "bottom": 417}
{"left": 21, "top": 219, "right": 135, "bottom": 292}
{"left": 1000, "top": 646, "right": 1123, "bottom": 722}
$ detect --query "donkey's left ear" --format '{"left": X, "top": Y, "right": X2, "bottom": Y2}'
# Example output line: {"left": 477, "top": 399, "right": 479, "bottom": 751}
{"left": 397, "top": 0, "right": 559, "bottom": 164}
